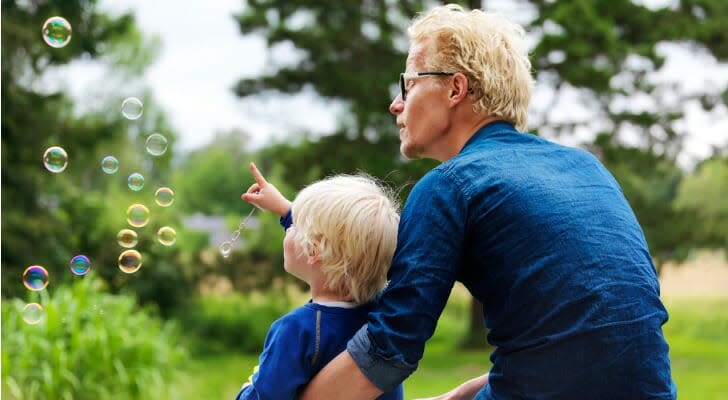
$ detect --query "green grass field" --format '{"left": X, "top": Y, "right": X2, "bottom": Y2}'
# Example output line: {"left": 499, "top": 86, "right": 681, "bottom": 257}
{"left": 170, "top": 295, "right": 728, "bottom": 399}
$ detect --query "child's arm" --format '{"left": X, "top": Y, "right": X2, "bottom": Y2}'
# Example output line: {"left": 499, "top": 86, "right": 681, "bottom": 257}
{"left": 241, "top": 162, "right": 292, "bottom": 216}
{"left": 413, "top": 373, "right": 489, "bottom": 400}
{"left": 235, "top": 315, "right": 311, "bottom": 400}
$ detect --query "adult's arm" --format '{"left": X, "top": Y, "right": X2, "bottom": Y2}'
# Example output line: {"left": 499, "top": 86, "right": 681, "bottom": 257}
{"left": 300, "top": 350, "right": 382, "bottom": 400}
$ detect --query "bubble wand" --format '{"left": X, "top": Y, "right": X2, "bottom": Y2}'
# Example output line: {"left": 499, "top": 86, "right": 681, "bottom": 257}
{"left": 219, "top": 206, "right": 257, "bottom": 258}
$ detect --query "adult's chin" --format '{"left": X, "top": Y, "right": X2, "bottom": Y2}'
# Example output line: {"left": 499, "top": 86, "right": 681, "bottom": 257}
{"left": 400, "top": 142, "right": 418, "bottom": 160}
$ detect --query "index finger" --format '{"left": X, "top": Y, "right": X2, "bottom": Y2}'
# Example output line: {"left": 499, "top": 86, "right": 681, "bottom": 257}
{"left": 249, "top": 162, "right": 267, "bottom": 185}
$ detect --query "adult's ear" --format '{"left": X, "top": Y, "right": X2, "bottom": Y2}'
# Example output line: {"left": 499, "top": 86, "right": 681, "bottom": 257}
{"left": 449, "top": 72, "right": 470, "bottom": 106}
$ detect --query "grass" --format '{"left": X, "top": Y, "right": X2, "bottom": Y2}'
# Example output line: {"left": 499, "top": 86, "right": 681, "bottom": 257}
{"left": 167, "top": 352, "right": 259, "bottom": 399}
{"left": 170, "top": 291, "right": 728, "bottom": 400}
{"left": 663, "top": 297, "right": 728, "bottom": 400}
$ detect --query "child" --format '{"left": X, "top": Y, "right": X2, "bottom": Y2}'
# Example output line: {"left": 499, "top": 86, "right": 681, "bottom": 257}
{"left": 235, "top": 162, "right": 403, "bottom": 400}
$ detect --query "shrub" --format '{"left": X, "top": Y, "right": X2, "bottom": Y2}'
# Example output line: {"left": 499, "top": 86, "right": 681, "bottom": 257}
{"left": 176, "top": 291, "right": 291, "bottom": 354}
{"left": 1, "top": 275, "right": 187, "bottom": 400}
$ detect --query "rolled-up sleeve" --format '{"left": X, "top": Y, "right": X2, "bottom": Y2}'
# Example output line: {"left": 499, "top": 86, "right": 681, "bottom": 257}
{"left": 347, "top": 169, "right": 468, "bottom": 391}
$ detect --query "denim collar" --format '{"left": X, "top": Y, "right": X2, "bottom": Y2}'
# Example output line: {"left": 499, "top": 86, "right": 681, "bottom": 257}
{"left": 460, "top": 120, "right": 516, "bottom": 154}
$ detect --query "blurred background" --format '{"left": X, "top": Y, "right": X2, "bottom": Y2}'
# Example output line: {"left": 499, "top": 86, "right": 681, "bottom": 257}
{"left": 2, "top": 0, "right": 727, "bottom": 399}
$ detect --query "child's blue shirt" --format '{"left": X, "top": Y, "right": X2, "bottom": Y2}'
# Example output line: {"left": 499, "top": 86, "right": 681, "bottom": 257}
{"left": 236, "top": 301, "right": 403, "bottom": 400}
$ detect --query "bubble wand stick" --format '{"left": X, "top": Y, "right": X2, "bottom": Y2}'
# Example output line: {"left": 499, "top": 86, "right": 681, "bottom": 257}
{"left": 219, "top": 206, "right": 257, "bottom": 258}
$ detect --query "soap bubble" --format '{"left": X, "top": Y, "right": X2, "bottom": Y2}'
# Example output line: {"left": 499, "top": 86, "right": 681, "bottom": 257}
{"left": 117, "top": 229, "right": 138, "bottom": 248}
{"left": 127, "top": 173, "right": 145, "bottom": 191}
{"left": 43, "top": 146, "right": 68, "bottom": 173}
{"left": 157, "top": 226, "right": 177, "bottom": 246}
{"left": 154, "top": 187, "right": 175, "bottom": 207}
{"left": 219, "top": 241, "right": 233, "bottom": 258}
{"left": 145, "top": 133, "right": 168, "bottom": 156}
{"left": 101, "top": 156, "right": 119, "bottom": 174}
{"left": 23, "top": 265, "right": 49, "bottom": 291}
{"left": 42, "top": 16, "right": 72, "bottom": 48}
{"left": 121, "top": 97, "right": 143, "bottom": 120}
{"left": 126, "top": 204, "right": 150, "bottom": 227}
{"left": 22, "top": 303, "right": 44, "bottom": 325}
{"left": 118, "top": 249, "right": 142, "bottom": 273}
{"left": 69, "top": 255, "right": 91, "bottom": 276}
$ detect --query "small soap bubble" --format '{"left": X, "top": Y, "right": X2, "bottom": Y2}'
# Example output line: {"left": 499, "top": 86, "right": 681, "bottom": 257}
{"left": 157, "top": 226, "right": 177, "bottom": 246}
{"left": 118, "top": 249, "right": 142, "bottom": 273}
{"left": 117, "top": 229, "right": 138, "bottom": 248}
{"left": 126, "top": 204, "right": 150, "bottom": 228}
{"left": 22, "top": 265, "right": 49, "bottom": 291}
{"left": 154, "top": 187, "right": 175, "bottom": 207}
{"left": 219, "top": 241, "right": 233, "bottom": 258}
{"left": 127, "top": 173, "right": 145, "bottom": 191}
{"left": 145, "top": 133, "right": 168, "bottom": 156}
{"left": 22, "top": 303, "right": 44, "bottom": 325}
{"left": 42, "top": 16, "right": 72, "bottom": 48}
{"left": 43, "top": 146, "right": 68, "bottom": 173}
{"left": 69, "top": 255, "right": 91, "bottom": 276}
{"left": 121, "top": 97, "right": 143, "bottom": 120}
{"left": 101, "top": 156, "right": 119, "bottom": 174}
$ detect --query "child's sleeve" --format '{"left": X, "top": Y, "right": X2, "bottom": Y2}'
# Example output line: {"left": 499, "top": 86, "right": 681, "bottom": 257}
{"left": 235, "top": 313, "right": 313, "bottom": 400}
{"left": 279, "top": 209, "right": 293, "bottom": 230}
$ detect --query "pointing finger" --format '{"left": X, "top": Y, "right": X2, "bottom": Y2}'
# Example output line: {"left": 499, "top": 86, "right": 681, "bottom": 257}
{"left": 249, "top": 162, "right": 267, "bottom": 186}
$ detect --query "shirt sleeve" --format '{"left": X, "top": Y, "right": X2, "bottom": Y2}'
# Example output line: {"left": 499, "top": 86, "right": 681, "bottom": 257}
{"left": 235, "top": 313, "right": 313, "bottom": 400}
{"left": 279, "top": 209, "right": 293, "bottom": 230}
{"left": 348, "top": 169, "right": 468, "bottom": 391}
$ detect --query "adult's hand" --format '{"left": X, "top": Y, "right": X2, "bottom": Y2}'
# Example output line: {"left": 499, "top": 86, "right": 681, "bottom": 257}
{"left": 412, "top": 373, "right": 489, "bottom": 400}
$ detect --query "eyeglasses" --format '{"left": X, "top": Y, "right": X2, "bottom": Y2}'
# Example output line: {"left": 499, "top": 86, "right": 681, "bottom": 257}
{"left": 399, "top": 71, "right": 455, "bottom": 101}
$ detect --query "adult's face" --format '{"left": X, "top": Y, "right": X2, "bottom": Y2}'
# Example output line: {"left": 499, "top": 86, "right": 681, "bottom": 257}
{"left": 389, "top": 41, "right": 452, "bottom": 160}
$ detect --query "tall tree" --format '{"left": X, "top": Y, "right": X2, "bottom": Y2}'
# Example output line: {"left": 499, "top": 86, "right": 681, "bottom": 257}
{"left": 2, "top": 1, "right": 193, "bottom": 314}
{"left": 232, "top": 0, "right": 727, "bottom": 345}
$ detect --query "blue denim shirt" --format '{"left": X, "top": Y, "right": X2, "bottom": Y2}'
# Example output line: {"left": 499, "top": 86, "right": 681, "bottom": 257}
{"left": 348, "top": 121, "right": 676, "bottom": 399}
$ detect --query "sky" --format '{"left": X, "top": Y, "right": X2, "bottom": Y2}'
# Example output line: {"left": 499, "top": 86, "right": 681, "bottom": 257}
{"left": 58, "top": 0, "right": 728, "bottom": 168}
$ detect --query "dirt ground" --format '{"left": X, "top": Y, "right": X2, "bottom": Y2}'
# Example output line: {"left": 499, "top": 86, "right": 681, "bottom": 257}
{"left": 659, "top": 250, "right": 728, "bottom": 299}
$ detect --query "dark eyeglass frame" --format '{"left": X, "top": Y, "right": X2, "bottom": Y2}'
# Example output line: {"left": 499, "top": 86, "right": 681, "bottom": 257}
{"left": 399, "top": 71, "right": 455, "bottom": 101}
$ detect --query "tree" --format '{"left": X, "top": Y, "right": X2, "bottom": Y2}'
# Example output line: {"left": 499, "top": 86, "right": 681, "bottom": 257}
{"left": 2, "top": 1, "right": 194, "bottom": 315}
{"left": 674, "top": 157, "right": 728, "bottom": 254}
{"left": 231, "top": 0, "right": 727, "bottom": 346}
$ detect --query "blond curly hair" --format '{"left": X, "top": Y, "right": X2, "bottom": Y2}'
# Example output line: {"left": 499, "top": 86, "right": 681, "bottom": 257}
{"left": 408, "top": 4, "right": 534, "bottom": 131}
{"left": 291, "top": 175, "right": 400, "bottom": 304}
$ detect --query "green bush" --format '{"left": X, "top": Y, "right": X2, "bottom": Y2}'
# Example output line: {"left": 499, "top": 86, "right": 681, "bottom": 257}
{"left": 176, "top": 291, "right": 291, "bottom": 354}
{"left": 1, "top": 276, "right": 187, "bottom": 400}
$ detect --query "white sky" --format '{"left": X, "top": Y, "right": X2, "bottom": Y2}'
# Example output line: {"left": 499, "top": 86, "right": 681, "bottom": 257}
{"left": 57, "top": 0, "right": 727, "bottom": 168}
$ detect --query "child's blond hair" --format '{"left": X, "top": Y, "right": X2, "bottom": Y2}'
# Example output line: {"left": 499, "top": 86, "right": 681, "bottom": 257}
{"left": 291, "top": 174, "right": 400, "bottom": 304}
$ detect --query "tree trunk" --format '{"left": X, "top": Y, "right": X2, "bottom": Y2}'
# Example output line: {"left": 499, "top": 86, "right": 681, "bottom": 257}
{"left": 460, "top": 296, "right": 489, "bottom": 349}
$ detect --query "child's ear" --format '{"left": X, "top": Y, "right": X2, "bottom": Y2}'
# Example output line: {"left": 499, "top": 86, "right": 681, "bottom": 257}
{"left": 307, "top": 241, "right": 321, "bottom": 265}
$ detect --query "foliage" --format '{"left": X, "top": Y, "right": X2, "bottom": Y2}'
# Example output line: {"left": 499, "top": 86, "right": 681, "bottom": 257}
{"left": 1, "top": 0, "right": 203, "bottom": 316}
{"left": 674, "top": 157, "right": 728, "bottom": 254}
{"left": 1, "top": 276, "right": 187, "bottom": 400}
{"left": 174, "top": 291, "right": 292, "bottom": 354}
{"left": 530, "top": 0, "right": 727, "bottom": 153}
{"left": 234, "top": 0, "right": 427, "bottom": 136}
{"left": 172, "top": 129, "right": 259, "bottom": 216}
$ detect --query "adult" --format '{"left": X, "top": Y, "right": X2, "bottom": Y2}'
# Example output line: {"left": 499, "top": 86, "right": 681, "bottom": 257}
{"left": 302, "top": 4, "right": 676, "bottom": 399}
